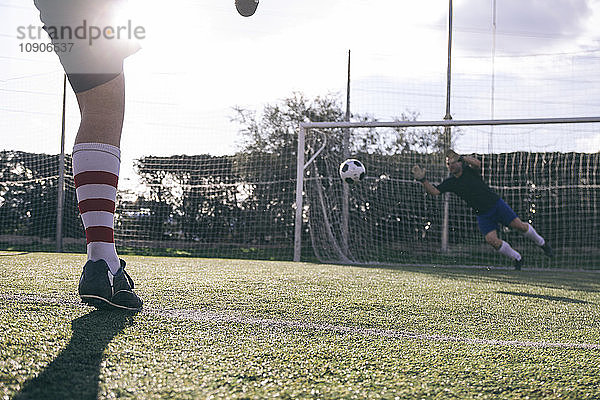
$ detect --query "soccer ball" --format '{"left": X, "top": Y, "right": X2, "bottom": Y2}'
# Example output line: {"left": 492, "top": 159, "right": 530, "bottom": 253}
{"left": 235, "top": 0, "right": 259, "bottom": 16}
{"left": 339, "top": 159, "right": 366, "bottom": 184}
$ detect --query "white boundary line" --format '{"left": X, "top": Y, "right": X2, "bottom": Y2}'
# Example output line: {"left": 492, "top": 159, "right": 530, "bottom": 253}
{"left": 3, "top": 293, "right": 599, "bottom": 350}
{"left": 149, "top": 308, "right": 600, "bottom": 350}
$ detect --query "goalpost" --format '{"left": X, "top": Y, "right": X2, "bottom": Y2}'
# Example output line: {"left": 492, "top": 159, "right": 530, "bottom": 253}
{"left": 294, "top": 117, "right": 600, "bottom": 269}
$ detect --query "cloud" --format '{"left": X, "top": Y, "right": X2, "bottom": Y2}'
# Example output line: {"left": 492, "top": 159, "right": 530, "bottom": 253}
{"left": 446, "top": 0, "right": 594, "bottom": 53}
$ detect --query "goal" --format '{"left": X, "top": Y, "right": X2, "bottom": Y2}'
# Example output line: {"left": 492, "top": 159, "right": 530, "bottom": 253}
{"left": 294, "top": 118, "right": 600, "bottom": 269}
{"left": 2, "top": 117, "right": 599, "bottom": 269}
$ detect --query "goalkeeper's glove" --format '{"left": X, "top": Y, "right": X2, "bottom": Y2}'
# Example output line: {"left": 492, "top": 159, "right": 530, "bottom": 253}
{"left": 411, "top": 165, "right": 426, "bottom": 182}
{"left": 445, "top": 149, "right": 463, "bottom": 162}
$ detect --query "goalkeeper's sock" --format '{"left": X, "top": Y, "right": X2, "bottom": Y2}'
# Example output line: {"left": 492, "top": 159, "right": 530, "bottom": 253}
{"left": 73, "top": 143, "right": 121, "bottom": 275}
{"left": 523, "top": 223, "right": 545, "bottom": 246}
{"left": 498, "top": 241, "right": 521, "bottom": 261}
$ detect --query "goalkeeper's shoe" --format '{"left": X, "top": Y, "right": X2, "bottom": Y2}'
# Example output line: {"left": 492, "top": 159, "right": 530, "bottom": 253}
{"left": 514, "top": 257, "right": 523, "bottom": 271}
{"left": 541, "top": 242, "right": 554, "bottom": 258}
{"left": 78, "top": 259, "right": 143, "bottom": 311}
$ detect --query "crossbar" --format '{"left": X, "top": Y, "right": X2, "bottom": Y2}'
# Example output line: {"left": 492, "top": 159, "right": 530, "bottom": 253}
{"left": 300, "top": 116, "right": 600, "bottom": 130}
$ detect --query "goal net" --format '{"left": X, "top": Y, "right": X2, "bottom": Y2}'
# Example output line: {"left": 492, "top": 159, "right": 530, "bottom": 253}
{"left": 296, "top": 119, "right": 600, "bottom": 269}
{"left": 0, "top": 149, "right": 302, "bottom": 260}
{"left": 114, "top": 152, "right": 299, "bottom": 260}
{"left": 2, "top": 118, "right": 599, "bottom": 269}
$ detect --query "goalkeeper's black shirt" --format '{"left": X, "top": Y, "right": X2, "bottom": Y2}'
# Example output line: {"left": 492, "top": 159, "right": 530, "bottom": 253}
{"left": 435, "top": 163, "right": 500, "bottom": 214}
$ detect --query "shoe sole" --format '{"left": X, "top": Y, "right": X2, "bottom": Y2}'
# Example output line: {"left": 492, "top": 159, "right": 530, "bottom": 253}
{"left": 81, "top": 294, "right": 142, "bottom": 311}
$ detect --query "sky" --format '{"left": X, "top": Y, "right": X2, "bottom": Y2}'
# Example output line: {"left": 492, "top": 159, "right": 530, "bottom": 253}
{"left": 2, "top": 0, "right": 600, "bottom": 186}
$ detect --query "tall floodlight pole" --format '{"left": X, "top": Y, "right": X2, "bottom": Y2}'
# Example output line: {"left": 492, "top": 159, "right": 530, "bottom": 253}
{"left": 490, "top": 0, "right": 497, "bottom": 153}
{"left": 341, "top": 50, "right": 351, "bottom": 256}
{"left": 56, "top": 74, "right": 67, "bottom": 253}
{"left": 441, "top": 0, "right": 453, "bottom": 252}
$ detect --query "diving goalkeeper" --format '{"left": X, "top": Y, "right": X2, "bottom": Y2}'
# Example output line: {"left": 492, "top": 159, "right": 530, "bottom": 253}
{"left": 411, "top": 150, "right": 553, "bottom": 269}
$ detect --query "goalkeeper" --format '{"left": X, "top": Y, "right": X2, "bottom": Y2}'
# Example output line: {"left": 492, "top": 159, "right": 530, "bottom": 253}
{"left": 411, "top": 150, "right": 553, "bottom": 269}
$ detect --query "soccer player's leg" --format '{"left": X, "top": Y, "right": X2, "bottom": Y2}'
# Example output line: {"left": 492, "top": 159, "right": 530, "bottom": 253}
{"left": 72, "top": 74, "right": 142, "bottom": 311}
{"left": 507, "top": 216, "right": 554, "bottom": 258}
{"left": 34, "top": 0, "right": 142, "bottom": 310}
{"left": 484, "top": 230, "right": 523, "bottom": 270}
{"left": 74, "top": 73, "right": 126, "bottom": 146}
{"left": 478, "top": 210, "right": 523, "bottom": 270}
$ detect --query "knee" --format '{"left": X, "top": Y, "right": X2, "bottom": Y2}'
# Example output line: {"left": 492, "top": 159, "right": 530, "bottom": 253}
{"left": 510, "top": 218, "right": 529, "bottom": 233}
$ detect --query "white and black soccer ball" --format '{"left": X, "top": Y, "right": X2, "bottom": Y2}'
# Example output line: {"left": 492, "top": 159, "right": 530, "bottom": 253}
{"left": 339, "top": 159, "right": 366, "bottom": 184}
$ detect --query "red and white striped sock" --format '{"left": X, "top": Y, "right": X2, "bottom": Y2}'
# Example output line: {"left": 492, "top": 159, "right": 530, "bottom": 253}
{"left": 73, "top": 143, "right": 121, "bottom": 275}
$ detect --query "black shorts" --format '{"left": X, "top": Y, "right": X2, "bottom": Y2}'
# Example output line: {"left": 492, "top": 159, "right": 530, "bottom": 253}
{"left": 33, "top": 0, "right": 141, "bottom": 92}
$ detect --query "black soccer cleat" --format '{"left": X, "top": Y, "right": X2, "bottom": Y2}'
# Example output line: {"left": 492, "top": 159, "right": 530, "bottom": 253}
{"left": 514, "top": 257, "right": 523, "bottom": 271}
{"left": 79, "top": 259, "right": 143, "bottom": 311}
{"left": 541, "top": 242, "right": 554, "bottom": 258}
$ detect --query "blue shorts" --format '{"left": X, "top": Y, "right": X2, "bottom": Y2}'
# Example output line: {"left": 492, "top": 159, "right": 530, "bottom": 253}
{"left": 476, "top": 199, "right": 518, "bottom": 235}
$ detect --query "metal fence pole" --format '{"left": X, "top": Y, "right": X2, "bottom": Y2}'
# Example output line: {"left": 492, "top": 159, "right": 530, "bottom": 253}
{"left": 56, "top": 74, "right": 66, "bottom": 253}
{"left": 441, "top": 0, "right": 453, "bottom": 252}
{"left": 341, "top": 50, "right": 351, "bottom": 257}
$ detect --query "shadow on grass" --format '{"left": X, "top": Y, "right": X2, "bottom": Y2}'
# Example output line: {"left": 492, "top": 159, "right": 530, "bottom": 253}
{"left": 497, "top": 290, "right": 591, "bottom": 304}
{"left": 356, "top": 263, "right": 600, "bottom": 294}
{"left": 14, "top": 310, "right": 136, "bottom": 400}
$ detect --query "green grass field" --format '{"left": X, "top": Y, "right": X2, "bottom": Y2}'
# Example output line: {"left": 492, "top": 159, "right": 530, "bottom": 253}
{"left": 1, "top": 252, "right": 599, "bottom": 399}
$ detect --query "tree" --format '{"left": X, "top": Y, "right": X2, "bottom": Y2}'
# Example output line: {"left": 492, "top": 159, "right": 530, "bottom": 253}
{"left": 0, "top": 151, "right": 80, "bottom": 240}
{"left": 233, "top": 92, "right": 455, "bottom": 156}
{"left": 233, "top": 92, "right": 346, "bottom": 153}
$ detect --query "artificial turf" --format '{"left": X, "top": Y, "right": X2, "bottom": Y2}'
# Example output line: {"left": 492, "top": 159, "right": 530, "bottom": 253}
{"left": 1, "top": 252, "right": 599, "bottom": 399}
